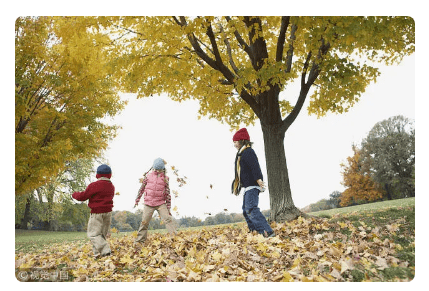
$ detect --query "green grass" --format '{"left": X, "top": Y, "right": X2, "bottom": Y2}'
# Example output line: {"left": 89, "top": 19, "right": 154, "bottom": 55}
{"left": 309, "top": 197, "right": 415, "bottom": 217}
{"left": 15, "top": 230, "right": 128, "bottom": 253}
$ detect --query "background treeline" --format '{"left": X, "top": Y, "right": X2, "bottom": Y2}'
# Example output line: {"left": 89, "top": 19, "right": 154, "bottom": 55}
{"left": 15, "top": 205, "right": 271, "bottom": 232}
{"left": 303, "top": 115, "right": 414, "bottom": 213}
{"left": 110, "top": 209, "right": 270, "bottom": 232}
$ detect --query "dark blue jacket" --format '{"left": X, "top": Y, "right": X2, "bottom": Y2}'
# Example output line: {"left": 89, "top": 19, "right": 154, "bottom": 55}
{"left": 239, "top": 148, "right": 263, "bottom": 187}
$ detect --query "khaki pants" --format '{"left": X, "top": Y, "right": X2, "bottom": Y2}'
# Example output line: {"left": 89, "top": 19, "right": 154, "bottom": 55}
{"left": 135, "top": 203, "right": 177, "bottom": 243}
{"left": 87, "top": 212, "right": 111, "bottom": 256}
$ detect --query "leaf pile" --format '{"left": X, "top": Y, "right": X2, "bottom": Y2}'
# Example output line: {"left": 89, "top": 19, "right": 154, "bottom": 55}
{"left": 15, "top": 209, "right": 414, "bottom": 282}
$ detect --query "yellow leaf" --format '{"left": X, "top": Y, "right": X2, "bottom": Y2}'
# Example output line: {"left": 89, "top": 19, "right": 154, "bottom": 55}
{"left": 72, "top": 267, "right": 89, "bottom": 276}
{"left": 281, "top": 271, "right": 294, "bottom": 282}
{"left": 211, "top": 251, "right": 223, "bottom": 262}
{"left": 120, "top": 255, "right": 134, "bottom": 265}
{"left": 270, "top": 251, "right": 281, "bottom": 259}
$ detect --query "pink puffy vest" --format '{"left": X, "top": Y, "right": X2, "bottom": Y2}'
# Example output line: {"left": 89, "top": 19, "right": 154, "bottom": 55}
{"left": 144, "top": 171, "right": 167, "bottom": 207}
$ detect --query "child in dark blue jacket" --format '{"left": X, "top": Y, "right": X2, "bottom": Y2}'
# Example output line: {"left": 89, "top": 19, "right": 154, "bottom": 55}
{"left": 232, "top": 128, "right": 275, "bottom": 237}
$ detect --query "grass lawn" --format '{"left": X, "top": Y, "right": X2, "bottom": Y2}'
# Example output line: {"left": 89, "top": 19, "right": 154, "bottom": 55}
{"left": 15, "top": 229, "right": 124, "bottom": 253}
{"left": 308, "top": 197, "right": 415, "bottom": 217}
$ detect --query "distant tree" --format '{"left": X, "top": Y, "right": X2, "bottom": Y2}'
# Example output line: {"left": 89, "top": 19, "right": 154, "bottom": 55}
{"left": 113, "top": 211, "right": 133, "bottom": 231}
{"left": 204, "top": 216, "right": 216, "bottom": 226}
{"left": 309, "top": 199, "right": 331, "bottom": 212}
{"left": 328, "top": 191, "right": 342, "bottom": 209}
{"left": 361, "top": 115, "right": 415, "bottom": 199}
{"left": 340, "top": 146, "right": 385, "bottom": 207}
{"left": 230, "top": 213, "right": 245, "bottom": 223}
{"left": 213, "top": 213, "right": 233, "bottom": 225}
{"left": 57, "top": 203, "right": 90, "bottom": 231}
{"left": 126, "top": 212, "right": 141, "bottom": 230}
{"left": 149, "top": 215, "right": 165, "bottom": 230}
{"left": 15, "top": 158, "right": 98, "bottom": 230}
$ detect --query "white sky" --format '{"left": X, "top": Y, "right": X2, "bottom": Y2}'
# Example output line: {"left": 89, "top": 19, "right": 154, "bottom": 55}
{"left": 104, "top": 54, "right": 415, "bottom": 219}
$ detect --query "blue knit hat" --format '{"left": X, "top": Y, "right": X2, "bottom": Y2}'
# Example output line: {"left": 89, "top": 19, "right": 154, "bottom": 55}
{"left": 153, "top": 158, "right": 165, "bottom": 170}
{"left": 97, "top": 164, "right": 112, "bottom": 174}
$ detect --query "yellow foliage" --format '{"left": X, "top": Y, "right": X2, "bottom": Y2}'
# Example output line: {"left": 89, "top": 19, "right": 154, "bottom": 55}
{"left": 102, "top": 16, "right": 413, "bottom": 128}
{"left": 340, "top": 147, "right": 385, "bottom": 207}
{"left": 15, "top": 17, "right": 126, "bottom": 195}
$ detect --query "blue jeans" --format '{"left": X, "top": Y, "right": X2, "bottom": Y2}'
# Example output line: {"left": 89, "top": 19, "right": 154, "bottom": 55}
{"left": 242, "top": 188, "right": 273, "bottom": 235}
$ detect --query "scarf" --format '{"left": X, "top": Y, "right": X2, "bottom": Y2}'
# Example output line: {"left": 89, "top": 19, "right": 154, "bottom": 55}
{"left": 231, "top": 145, "right": 250, "bottom": 196}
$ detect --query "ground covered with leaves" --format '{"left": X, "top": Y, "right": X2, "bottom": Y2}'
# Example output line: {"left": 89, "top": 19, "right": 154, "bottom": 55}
{"left": 15, "top": 206, "right": 414, "bottom": 282}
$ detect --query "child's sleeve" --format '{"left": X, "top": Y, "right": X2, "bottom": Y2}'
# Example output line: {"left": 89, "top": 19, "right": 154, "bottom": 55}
{"left": 164, "top": 176, "right": 171, "bottom": 213}
{"left": 72, "top": 184, "right": 95, "bottom": 201}
{"left": 135, "top": 176, "right": 148, "bottom": 206}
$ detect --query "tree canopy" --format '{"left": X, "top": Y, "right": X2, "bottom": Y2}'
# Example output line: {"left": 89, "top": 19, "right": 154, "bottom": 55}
{"left": 106, "top": 16, "right": 414, "bottom": 128}
{"left": 15, "top": 17, "right": 126, "bottom": 195}
{"left": 361, "top": 115, "right": 415, "bottom": 198}
{"left": 340, "top": 146, "right": 385, "bottom": 207}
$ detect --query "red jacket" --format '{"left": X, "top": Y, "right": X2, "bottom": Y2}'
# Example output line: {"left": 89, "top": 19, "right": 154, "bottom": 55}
{"left": 72, "top": 175, "right": 115, "bottom": 213}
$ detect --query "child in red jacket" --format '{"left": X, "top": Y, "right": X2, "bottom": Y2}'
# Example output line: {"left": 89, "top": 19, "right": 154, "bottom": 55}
{"left": 72, "top": 164, "right": 115, "bottom": 257}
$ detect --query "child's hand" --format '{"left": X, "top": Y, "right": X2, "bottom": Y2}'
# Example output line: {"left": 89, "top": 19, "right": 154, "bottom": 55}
{"left": 257, "top": 179, "right": 266, "bottom": 192}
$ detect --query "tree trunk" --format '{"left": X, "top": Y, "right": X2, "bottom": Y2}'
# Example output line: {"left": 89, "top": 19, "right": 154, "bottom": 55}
{"left": 261, "top": 123, "right": 304, "bottom": 222}
{"left": 20, "top": 196, "right": 32, "bottom": 230}
{"left": 384, "top": 183, "right": 393, "bottom": 200}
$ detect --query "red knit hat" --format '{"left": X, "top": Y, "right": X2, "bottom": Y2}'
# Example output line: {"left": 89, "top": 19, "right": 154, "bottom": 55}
{"left": 233, "top": 128, "right": 250, "bottom": 141}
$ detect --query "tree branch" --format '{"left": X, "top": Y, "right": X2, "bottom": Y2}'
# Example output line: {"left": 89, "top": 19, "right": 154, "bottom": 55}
{"left": 205, "top": 23, "right": 224, "bottom": 65}
{"left": 174, "top": 16, "right": 261, "bottom": 118}
{"left": 242, "top": 16, "right": 269, "bottom": 71}
{"left": 225, "top": 16, "right": 252, "bottom": 56}
{"left": 285, "top": 24, "right": 297, "bottom": 73}
{"left": 276, "top": 16, "right": 290, "bottom": 62}
{"left": 218, "top": 23, "right": 239, "bottom": 74}
{"left": 282, "top": 36, "right": 331, "bottom": 133}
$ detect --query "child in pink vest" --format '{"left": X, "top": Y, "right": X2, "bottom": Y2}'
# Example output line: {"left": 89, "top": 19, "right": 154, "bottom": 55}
{"left": 134, "top": 158, "right": 177, "bottom": 245}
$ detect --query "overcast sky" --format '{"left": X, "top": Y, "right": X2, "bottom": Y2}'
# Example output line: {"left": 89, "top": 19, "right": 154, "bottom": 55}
{"left": 101, "top": 53, "right": 415, "bottom": 219}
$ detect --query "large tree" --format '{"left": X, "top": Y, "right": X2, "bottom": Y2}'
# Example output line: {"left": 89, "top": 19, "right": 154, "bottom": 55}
{"left": 361, "top": 115, "right": 415, "bottom": 199}
{"left": 15, "top": 17, "right": 126, "bottom": 195}
{"left": 103, "top": 16, "right": 414, "bottom": 222}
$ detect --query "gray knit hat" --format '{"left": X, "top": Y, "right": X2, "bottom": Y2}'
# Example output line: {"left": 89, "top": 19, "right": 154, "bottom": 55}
{"left": 153, "top": 158, "right": 165, "bottom": 170}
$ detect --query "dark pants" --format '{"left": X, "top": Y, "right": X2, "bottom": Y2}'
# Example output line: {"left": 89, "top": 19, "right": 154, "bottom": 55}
{"left": 242, "top": 188, "right": 273, "bottom": 235}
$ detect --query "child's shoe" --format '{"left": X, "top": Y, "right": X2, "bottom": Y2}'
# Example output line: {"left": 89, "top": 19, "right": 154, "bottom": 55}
{"left": 264, "top": 230, "right": 276, "bottom": 238}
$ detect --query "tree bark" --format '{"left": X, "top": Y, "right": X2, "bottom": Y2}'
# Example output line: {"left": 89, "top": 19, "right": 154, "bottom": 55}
{"left": 261, "top": 122, "right": 304, "bottom": 222}
{"left": 20, "top": 196, "right": 32, "bottom": 230}
{"left": 384, "top": 183, "right": 393, "bottom": 200}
